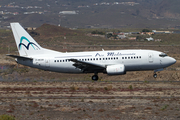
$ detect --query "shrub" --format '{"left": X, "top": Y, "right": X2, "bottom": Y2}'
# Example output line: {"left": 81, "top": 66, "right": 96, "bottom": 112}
{"left": 0, "top": 114, "right": 15, "bottom": 120}
{"left": 91, "top": 30, "right": 105, "bottom": 35}
{"left": 161, "top": 105, "right": 168, "bottom": 111}
{"left": 104, "top": 85, "right": 113, "bottom": 91}
{"left": 142, "top": 29, "right": 150, "bottom": 32}
{"left": 128, "top": 85, "right": 133, "bottom": 90}
{"left": 70, "top": 85, "right": 79, "bottom": 91}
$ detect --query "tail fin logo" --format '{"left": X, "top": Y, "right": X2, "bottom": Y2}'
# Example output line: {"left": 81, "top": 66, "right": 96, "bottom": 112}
{"left": 19, "top": 36, "right": 40, "bottom": 50}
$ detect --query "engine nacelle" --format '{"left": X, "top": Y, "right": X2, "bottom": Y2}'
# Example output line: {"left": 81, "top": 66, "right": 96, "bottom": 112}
{"left": 106, "top": 64, "right": 126, "bottom": 75}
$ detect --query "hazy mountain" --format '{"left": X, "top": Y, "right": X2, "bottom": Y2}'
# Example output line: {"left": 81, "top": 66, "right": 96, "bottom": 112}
{"left": 1, "top": 0, "right": 180, "bottom": 28}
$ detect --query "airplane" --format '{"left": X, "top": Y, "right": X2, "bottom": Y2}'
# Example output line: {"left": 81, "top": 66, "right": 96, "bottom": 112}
{"left": 7, "top": 22, "right": 176, "bottom": 81}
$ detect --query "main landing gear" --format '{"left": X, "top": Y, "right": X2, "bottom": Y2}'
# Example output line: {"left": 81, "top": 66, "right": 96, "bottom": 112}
{"left": 92, "top": 74, "right": 99, "bottom": 81}
{"left": 153, "top": 73, "right": 157, "bottom": 78}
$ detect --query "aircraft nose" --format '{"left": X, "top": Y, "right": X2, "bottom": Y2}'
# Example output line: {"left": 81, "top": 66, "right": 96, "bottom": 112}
{"left": 162, "top": 57, "right": 176, "bottom": 67}
{"left": 170, "top": 57, "right": 176, "bottom": 65}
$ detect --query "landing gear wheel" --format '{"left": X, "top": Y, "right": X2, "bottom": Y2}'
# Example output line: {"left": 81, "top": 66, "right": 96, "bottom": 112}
{"left": 92, "top": 75, "right": 99, "bottom": 81}
{"left": 153, "top": 73, "right": 157, "bottom": 78}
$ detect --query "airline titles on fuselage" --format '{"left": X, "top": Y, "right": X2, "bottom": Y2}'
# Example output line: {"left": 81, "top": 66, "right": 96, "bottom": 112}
{"left": 95, "top": 52, "right": 136, "bottom": 57}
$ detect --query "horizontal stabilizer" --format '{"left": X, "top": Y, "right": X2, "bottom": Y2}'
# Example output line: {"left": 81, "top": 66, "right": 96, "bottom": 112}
{"left": 6, "top": 54, "right": 33, "bottom": 60}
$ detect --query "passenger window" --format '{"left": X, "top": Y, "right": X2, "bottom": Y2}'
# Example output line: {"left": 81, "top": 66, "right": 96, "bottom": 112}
{"left": 99, "top": 58, "right": 101, "bottom": 60}
{"left": 134, "top": 56, "right": 136, "bottom": 59}
{"left": 131, "top": 57, "right": 133, "bottom": 59}
{"left": 125, "top": 57, "right": 127, "bottom": 59}
{"left": 139, "top": 56, "right": 141, "bottom": 59}
{"left": 57, "top": 60, "right": 59, "bottom": 62}
{"left": 116, "top": 57, "right": 118, "bottom": 59}
{"left": 122, "top": 57, "right": 124, "bottom": 59}
{"left": 96, "top": 58, "right": 98, "bottom": 60}
{"left": 93, "top": 58, "right": 95, "bottom": 60}
{"left": 54, "top": 60, "right": 56, "bottom": 62}
{"left": 128, "top": 57, "right": 130, "bottom": 59}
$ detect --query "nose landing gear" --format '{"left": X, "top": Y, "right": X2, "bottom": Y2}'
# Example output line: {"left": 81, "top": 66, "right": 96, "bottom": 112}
{"left": 153, "top": 68, "right": 163, "bottom": 78}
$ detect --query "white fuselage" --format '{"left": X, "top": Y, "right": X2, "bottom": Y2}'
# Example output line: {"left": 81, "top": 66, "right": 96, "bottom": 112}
{"left": 16, "top": 49, "right": 176, "bottom": 74}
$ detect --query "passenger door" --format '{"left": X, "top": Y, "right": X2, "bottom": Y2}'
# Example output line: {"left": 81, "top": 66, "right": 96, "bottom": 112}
{"left": 45, "top": 59, "right": 50, "bottom": 67}
{"left": 148, "top": 53, "right": 153, "bottom": 63}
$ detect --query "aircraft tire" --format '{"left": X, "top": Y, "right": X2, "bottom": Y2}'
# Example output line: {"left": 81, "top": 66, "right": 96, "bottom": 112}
{"left": 153, "top": 73, "right": 157, "bottom": 78}
{"left": 92, "top": 75, "right": 98, "bottom": 81}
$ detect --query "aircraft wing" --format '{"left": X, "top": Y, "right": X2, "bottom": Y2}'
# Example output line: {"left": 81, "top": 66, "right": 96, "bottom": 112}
{"left": 69, "top": 59, "right": 105, "bottom": 72}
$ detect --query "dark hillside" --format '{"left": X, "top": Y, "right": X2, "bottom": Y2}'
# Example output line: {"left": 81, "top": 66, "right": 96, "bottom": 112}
{"left": 156, "top": 0, "right": 180, "bottom": 19}
{"left": 1, "top": 23, "right": 180, "bottom": 54}
{"left": 4, "top": 14, "right": 60, "bottom": 27}
{"left": 31, "top": 24, "right": 91, "bottom": 50}
{"left": 35, "top": 23, "right": 82, "bottom": 38}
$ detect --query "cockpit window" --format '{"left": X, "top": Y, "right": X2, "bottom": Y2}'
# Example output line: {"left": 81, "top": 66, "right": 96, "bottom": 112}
{"left": 159, "top": 53, "right": 168, "bottom": 57}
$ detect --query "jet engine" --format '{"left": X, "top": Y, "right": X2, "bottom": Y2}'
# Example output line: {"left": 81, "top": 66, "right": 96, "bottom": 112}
{"left": 106, "top": 64, "right": 126, "bottom": 75}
